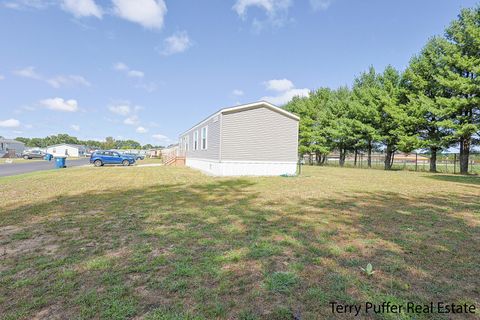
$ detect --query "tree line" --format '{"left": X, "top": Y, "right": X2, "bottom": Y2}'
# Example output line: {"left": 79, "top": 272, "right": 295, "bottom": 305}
{"left": 14, "top": 134, "right": 164, "bottom": 150}
{"left": 285, "top": 6, "right": 479, "bottom": 174}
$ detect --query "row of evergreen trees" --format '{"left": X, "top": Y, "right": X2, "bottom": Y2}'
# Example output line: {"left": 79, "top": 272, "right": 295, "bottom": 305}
{"left": 285, "top": 6, "right": 479, "bottom": 174}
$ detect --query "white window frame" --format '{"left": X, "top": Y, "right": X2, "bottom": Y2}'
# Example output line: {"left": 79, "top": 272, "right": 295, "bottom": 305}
{"left": 184, "top": 135, "right": 189, "bottom": 151}
{"left": 193, "top": 130, "right": 199, "bottom": 151}
{"left": 201, "top": 126, "right": 208, "bottom": 150}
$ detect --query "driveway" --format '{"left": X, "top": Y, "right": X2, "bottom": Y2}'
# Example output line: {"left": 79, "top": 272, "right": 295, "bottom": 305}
{"left": 0, "top": 158, "right": 90, "bottom": 177}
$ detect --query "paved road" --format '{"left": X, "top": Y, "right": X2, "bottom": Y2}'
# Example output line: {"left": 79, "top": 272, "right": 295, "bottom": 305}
{"left": 0, "top": 158, "right": 91, "bottom": 177}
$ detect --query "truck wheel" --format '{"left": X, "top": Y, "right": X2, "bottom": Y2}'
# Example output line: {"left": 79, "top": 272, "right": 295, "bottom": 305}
{"left": 94, "top": 160, "right": 103, "bottom": 167}
{"left": 122, "top": 160, "right": 130, "bottom": 166}
{"left": 23, "top": 155, "right": 29, "bottom": 160}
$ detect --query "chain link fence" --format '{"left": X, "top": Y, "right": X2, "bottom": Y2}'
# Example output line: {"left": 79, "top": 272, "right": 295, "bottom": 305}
{"left": 302, "top": 152, "right": 480, "bottom": 174}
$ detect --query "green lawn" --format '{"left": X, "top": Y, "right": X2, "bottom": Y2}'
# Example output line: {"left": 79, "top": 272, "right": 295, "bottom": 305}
{"left": 0, "top": 166, "right": 478, "bottom": 319}
{"left": 137, "top": 157, "right": 164, "bottom": 165}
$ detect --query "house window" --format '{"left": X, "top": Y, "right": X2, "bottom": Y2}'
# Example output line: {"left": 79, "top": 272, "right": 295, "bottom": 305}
{"left": 183, "top": 136, "right": 189, "bottom": 151}
{"left": 193, "top": 131, "right": 198, "bottom": 150}
{"left": 201, "top": 126, "right": 207, "bottom": 150}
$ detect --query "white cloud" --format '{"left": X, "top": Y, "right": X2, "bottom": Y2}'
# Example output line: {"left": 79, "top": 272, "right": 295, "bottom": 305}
{"left": 71, "top": 124, "right": 81, "bottom": 131}
{"left": 152, "top": 134, "right": 169, "bottom": 141}
{"left": 127, "top": 70, "right": 144, "bottom": 78}
{"left": 114, "top": 62, "right": 128, "bottom": 71}
{"left": 109, "top": 102, "right": 144, "bottom": 126}
{"left": 114, "top": 62, "right": 144, "bottom": 78}
{"left": 136, "top": 126, "right": 148, "bottom": 133}
{"left": 0, "top": 74, "right": 5, "bottom": 80}
{"left": 14, "top": 66, "right": 90, "bottom": 88}
{"left": 261, "top": 78, "right": 309, "bottom": 105}
{"left": 233, "top": 0, "right": 291, "bottom": 16}
{"left": 13, "top": 66, "right": 42, "bottom": 80}
{"left": 310, "top": 0, "right": 332, "bottom": 11}
{"left": 47, "top": 75, "right": 91, "bottom": 88}
{"left": 262, "top": 88, "right": 310, "bottom": 105}
{"left": 3, "top": 0, "right": 52, "bottom": 10}
{"left": 14, "top": 105, "right": 36, "bottom": 115}
{"left": 0, "top": 118, "right": 21, "bottom": 128}
{"left": 108, "top": 104, "right": 131, "bottom": 116}
{"left": 112, "top": 0, "right": 167, "bottom": 29}
{"left": 233, "top": 0, "right": 292, "bottom": 30}
{"left": 6, "top": 0, "right": 174, "bottom": 31}
{"left": 124, "top": 115, "right": 140, "bottom": 125}
{"left": 232, "top": 89, "right": 244, "bottom": 96}
{"left": 61, "top": 0, "right": 102, "bottom": 18}
{"left": 264, "top": 79, "right": 294, "bottom": 92}
{"left": 40, "top": 98, "right": 79, "bottom": 112}
{"left": 135, "top": 82, "right": 157, "bottom": 93}
{"left": 159, "top": 31, "right": 192, "bottom": 56}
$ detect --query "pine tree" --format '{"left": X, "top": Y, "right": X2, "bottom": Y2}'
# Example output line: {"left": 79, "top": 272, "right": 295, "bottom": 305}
{"left": 403, "top": 37, "right": 452, "bottom": 172}
{"left": 374, "top": 66, "right": 419, "bottom": 170}
{"left": 352, "top": 66, "right": 382, "bottom": 167}
{"left": 285, "top": 89, "right": 333, "bottom": 164}
{"left": 435, "top": 7, "right": 480, "bottom": 174}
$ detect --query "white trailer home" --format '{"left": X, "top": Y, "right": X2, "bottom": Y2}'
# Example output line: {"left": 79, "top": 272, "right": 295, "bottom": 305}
{"left": 46, "top": 144, "right": 86, "bottom": 157}
{"left": 179, "top": 101, "right": 299, "bottom": 176}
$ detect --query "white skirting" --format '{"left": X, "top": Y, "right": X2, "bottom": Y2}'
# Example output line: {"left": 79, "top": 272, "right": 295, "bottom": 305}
{"left": 186, "top": 158, "right": 297, "bottom": 176}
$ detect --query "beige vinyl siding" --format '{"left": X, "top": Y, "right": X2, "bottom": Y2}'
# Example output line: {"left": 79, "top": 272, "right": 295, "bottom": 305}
{"left": 180, "top": 115, "right": 220, "bottom": 160}
{"left": 221, "top": 107, "right": 299, "bottom": 162}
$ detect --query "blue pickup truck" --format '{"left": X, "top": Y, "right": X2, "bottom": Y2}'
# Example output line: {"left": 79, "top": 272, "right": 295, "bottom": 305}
{"left": 90, "top": 150, "right": 136, "bottom": 167}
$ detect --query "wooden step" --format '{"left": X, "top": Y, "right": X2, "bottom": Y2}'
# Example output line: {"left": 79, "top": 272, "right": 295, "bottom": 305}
{"left": 164, "top": 156, "right": 185, "bottom": 166}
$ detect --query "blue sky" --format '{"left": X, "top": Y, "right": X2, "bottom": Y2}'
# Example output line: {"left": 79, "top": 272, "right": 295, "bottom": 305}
{"left": 0, "top": 0, "right": 477, "bottom": 145}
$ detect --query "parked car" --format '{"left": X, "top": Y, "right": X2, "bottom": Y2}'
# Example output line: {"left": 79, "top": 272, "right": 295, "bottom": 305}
{"left": 90, "top": 150, "right": 136, "bottom": 167}
{"left": 22, "top": 150, "right": 45, "bottom": 159}
{"left": 122, "top": 153, "right": 145, "bottom": 160}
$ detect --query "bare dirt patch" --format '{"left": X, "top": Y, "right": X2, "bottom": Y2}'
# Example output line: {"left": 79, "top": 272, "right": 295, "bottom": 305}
{"left": 0, "top": 233, "right": 59, "bottom": 257}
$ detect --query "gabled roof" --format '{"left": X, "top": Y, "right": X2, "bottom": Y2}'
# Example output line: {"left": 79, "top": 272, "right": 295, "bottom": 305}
{"left": 220, "top": 101, "right": 300, "bottom": 120}
{"left": 180, "top": 101, "right": 299, "bottom": 136}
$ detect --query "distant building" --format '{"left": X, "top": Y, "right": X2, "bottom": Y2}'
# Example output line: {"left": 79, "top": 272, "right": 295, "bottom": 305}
{"left": 0, "top": 138, "right": 25, "bottom": 158}
{"left": 149, "top": 148, "right": 164, "bottom": 158}
{"left": 46, "top": 144, "right": 86, "bottom": 157}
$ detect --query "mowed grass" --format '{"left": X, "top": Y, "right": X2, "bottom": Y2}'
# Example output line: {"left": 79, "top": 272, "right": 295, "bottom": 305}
{"left": 0, "top": 166, "right": 478, "bottom": 319}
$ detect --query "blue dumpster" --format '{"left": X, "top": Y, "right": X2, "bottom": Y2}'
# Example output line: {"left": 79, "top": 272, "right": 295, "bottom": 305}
{"left": 54, "top": 157, "right": 66, "bottom": 168}
{"left": 44, "top": 153, "right": 53, "bottom": 161}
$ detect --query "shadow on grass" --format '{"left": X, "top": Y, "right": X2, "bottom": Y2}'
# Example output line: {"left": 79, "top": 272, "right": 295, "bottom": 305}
{"left": 424, "top": 174, "right": 480, "bottom": 186}
{"left": 1, "top": 178, "right": 479, "bottom": 319}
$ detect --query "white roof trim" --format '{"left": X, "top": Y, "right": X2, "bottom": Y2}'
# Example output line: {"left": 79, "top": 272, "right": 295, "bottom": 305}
{"left": 47, "top": 143, "right": 86, "bottom": 148}
{"left": 179, "top": 101, "right": 299, "bottom": 137}
{"left": 221, "top": 101, "right": 300, "bottom": 120}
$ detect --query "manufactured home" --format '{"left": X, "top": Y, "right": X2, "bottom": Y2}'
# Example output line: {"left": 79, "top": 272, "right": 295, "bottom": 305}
{"left": 179, "top": 101, "right": 299, "bottom": 176}
{"left": 46, "top": 144, "right": 86, "bottom": 157}
{"left": 0, "top": 138, "right": 25, "bottom": 158}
